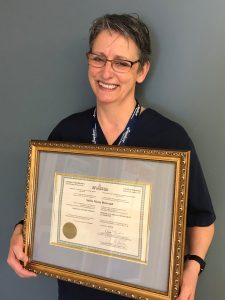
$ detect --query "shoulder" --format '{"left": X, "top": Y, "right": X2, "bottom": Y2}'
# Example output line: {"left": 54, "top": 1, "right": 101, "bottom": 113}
{"left": 134, "top": 108, "right": 193, "bottom": 150}
{"left": 138, "top": 108, "right": 216, "bottom": 226}
{"left": 57, "top": 107, "right": 94, "bottom": 126}
{"left": 142, "top": 108, "right": 185, "bottom": 132}
{"left": 48, "top": 107, "right": 94, "bottom": 142}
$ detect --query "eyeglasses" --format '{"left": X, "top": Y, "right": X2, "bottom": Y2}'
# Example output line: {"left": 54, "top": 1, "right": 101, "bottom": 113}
{"left": 86, "top": 52, "right": 140, "bottom": 73}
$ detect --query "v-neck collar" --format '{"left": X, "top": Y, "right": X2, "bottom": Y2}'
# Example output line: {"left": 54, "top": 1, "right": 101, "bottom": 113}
{"left": 95, "top": 119, "right": 123, "bottom": 145}
{"left": 94, "top": 107, "right": 150, "bottom": 146}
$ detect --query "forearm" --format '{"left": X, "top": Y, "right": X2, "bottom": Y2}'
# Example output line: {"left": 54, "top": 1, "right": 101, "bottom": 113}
{"left": 186, "top": 223, "right": 215, "bottom": 259}
{"left": 177, "top": 224, "right": 215, "bottom": 300}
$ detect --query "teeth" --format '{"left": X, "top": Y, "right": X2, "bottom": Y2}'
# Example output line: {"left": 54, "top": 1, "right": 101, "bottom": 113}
{"left": 98, "top": 81, "right": 117, "bottom": 89}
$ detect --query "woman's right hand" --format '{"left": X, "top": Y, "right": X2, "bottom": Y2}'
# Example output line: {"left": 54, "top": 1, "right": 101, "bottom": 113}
{"left": 7, "top": 224, "right": 37, "bottom": 278}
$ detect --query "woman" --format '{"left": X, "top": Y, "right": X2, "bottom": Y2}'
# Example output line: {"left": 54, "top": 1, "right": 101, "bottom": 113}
{"left": 8, "top": 14, "right": 215, "bottom": 300}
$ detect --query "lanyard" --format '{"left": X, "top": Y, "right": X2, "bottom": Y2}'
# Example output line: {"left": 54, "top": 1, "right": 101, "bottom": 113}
{"left": 92, "top": 101, "right": 141, "bottom": 145}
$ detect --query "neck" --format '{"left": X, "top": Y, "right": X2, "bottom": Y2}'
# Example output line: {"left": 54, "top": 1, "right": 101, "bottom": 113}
{"left": 97, "top": 99, "right": 136, "bottom": 129}
{"left": 96, "top": 99, "right": 137, "bottom": 145}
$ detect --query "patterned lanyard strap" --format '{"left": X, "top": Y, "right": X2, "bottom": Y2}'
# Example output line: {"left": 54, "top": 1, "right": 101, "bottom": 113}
{"left": 92, "top": 101, "right": 141, "bottom": 145}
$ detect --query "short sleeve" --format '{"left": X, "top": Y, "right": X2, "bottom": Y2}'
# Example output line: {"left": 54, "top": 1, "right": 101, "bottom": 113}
{"left": 186, "top": 140, "right": 216, "bottom": 227}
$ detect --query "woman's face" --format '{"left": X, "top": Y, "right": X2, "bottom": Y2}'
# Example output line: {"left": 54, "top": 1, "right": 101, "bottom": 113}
{"left": 88, "top": 30, "right": 149, "bottom": 106}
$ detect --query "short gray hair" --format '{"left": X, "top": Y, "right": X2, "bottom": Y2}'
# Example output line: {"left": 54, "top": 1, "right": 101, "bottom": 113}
{"left": 89, "top": 14, "right": 151, "bottom": 69}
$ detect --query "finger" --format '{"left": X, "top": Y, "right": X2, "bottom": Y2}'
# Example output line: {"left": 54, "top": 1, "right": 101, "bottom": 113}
{"left": 7, "top": 249, "right": 37, "bottom": 278}
{"left": 10, "top": 235, "right": 28, "bottom": 263}
{"left": 15, "top": 264, "right": 37, "bottom": 278}
{"left": 14, "top": 249, "right": 28, "bottom": 263}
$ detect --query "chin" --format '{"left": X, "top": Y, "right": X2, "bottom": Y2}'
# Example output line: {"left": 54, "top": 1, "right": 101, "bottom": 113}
{"left": 94, "top": 92, "right": 117, "bottom": 103}
{"left": 96, "top": 98, "right": 117, "bottom": 104}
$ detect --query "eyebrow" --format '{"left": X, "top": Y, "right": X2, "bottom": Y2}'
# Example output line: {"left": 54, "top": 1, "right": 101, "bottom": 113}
{"left": 92, "top": 51, "right": 132, "bottom": 61}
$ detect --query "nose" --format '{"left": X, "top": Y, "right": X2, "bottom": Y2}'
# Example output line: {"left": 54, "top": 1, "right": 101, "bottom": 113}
{"left": 101, "top": 60, "right": 114, "bottom": 79}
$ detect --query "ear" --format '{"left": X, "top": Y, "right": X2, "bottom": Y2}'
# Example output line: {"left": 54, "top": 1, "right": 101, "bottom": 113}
{"left": 136, "top": 62, "right": 150, "bottom": 83}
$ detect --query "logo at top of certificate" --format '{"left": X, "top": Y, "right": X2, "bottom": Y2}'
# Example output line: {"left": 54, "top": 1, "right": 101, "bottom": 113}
{"left": 62, "top": 222, "right": 77, "bottom": 239}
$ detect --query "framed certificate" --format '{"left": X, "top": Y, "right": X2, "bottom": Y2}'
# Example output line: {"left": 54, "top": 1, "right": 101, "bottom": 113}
{"left": 24, "top": 140, "right": 190, "bottom": 300}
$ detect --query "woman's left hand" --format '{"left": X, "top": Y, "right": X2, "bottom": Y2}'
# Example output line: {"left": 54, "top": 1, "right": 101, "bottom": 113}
{"left": 177, "top": 224, "right": 215, "bottom": 300}
{"left": 177, "top": 260, "right": 200, "bottom": 300}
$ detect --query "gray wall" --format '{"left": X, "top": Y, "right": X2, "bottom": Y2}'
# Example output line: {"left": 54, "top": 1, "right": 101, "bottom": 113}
{"left": 1, "top": 1, "right": 224, "bottom": 299}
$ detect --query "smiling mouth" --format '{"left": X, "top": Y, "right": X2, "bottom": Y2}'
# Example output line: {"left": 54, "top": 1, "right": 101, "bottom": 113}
{"left": 98, "top": 81, "right": 118, "bottom": 90}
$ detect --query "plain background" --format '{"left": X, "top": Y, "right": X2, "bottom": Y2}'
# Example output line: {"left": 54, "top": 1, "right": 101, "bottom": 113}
{"left": 0, "top": 1, "right": 224, "bottom": 299}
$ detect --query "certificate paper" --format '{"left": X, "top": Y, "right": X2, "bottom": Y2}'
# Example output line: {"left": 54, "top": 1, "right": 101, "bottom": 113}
{"left": 50, "top": 173, "right": 151, "bottom": 263}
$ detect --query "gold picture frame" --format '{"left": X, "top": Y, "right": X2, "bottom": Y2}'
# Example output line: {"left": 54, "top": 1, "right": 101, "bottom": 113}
{"left": 23, "top": 140, "right": 190, "bottom": 300}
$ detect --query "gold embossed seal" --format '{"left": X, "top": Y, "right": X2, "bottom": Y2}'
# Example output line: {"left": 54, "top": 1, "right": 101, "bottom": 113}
{"left": 63, "top": 222, "right": 77, "bottom": 239}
